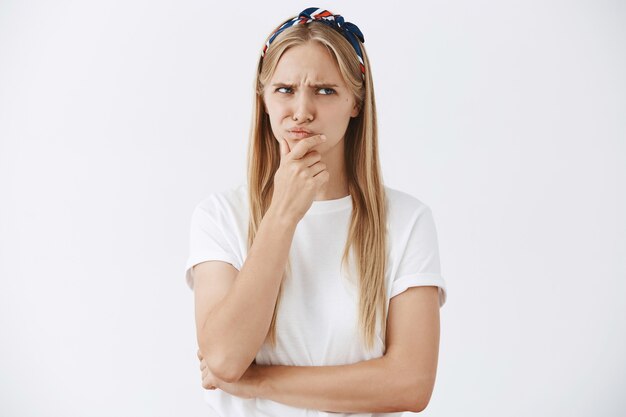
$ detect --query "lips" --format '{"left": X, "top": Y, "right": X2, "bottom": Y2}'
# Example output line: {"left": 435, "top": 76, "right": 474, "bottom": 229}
{"left": 287, "top": 129, "right": 316, "bottom": 139}
{"left": 289, "top": 128, "right": 312, "bottom": 133}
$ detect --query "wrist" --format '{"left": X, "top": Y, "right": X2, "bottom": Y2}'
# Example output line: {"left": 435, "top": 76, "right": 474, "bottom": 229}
{"left": 264, "top": 206, "right": 299, "bottom": 229}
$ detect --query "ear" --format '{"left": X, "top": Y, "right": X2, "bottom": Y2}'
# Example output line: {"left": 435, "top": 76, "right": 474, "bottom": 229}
{"left": 351, "top": 103, "right": 360, "bottom": 118}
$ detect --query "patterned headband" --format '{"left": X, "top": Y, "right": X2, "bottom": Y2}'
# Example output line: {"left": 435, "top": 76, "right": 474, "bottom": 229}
{"left": 261, "top": 7, "right": 366, "bottom": 80}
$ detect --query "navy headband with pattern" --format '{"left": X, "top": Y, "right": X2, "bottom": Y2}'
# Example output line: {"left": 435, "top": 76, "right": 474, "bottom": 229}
{"left": 261, "top": 7, "right": 366, "bottom": 80}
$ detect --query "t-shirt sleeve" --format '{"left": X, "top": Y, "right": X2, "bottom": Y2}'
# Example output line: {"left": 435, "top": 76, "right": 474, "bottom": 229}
{"left": 184, "top": 197, "right": 242, "bottom": 291}
{"left": 390, "top": 205, "right": 447, "bottom": 307}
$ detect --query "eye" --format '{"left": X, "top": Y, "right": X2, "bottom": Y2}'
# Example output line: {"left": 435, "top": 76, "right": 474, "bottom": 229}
{"left": 276, "top": 87, "right": 292, "bottom": 94}
{"left": 274, "top": 87, "right": 337, "bottom": 95}
{"left": 318, "top": 88, "right": 336, "bottom": 95}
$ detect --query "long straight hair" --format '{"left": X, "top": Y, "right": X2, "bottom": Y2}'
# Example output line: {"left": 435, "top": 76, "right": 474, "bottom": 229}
{"left": 246, "top": 19, "right": 388, "bottom": 352}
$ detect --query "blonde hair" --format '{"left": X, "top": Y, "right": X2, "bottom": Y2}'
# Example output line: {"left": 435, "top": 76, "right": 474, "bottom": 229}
{"left": 246, "top": 18, "right": 388, "bottom": 352}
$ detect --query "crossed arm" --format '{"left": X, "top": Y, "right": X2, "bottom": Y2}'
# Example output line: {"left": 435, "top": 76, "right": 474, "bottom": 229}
{"left": 200, "top": 285, "right": 441, "bottom": 414}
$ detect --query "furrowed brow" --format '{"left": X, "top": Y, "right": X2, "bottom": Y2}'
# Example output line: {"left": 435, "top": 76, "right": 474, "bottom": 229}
{"left": 271, "top": 82, "right": 340, "bottom": 88}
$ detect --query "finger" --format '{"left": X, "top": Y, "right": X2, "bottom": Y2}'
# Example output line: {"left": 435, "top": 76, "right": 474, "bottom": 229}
{"left": 197, "top": 349, "right": 202, "bottom": 361}
{"left": 202, "top": 381, "right": 216, "bottom": 390}
{"left": 202, "top": 373, "right": 217, "bottom": 390}
{"left": 290, "top": 134, "right": 326, "bottom": 160}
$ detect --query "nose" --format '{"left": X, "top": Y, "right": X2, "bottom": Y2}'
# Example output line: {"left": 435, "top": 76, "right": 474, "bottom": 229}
{"left": 292, "top": 90, "right": 314, "bottom": 122}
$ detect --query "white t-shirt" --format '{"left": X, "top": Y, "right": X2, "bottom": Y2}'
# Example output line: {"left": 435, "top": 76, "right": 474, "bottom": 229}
{"left": 185, "top": 182, "right": 447, "bottom": 417}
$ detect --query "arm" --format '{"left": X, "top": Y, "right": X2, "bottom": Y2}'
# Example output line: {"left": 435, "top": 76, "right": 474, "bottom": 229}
{"left": 253, "top": 355, "right": 419, "bottom": 414}
{"left": 198, "top": 207, "right": 298, "bottom": 383}
{"left": 241, "top": 286, "right": 441, "bottom": 414}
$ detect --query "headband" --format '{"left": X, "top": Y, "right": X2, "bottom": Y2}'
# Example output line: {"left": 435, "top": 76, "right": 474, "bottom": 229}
{"left": 261, "top": 7, "right": 366, "bottom": 80}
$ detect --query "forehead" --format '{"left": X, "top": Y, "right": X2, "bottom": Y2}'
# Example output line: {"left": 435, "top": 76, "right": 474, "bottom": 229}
{"left": 270, "top": 41, "right": 344, "bottom": 84}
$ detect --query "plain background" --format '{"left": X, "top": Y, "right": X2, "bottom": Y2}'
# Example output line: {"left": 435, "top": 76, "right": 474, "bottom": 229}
{"left": 1, "top": 0, "right": 624, "bottom": 416}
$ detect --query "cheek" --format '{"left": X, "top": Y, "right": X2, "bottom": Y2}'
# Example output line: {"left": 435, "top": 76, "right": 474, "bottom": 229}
{"left": 267, "top": 102, "right": 289, "bottom": 119}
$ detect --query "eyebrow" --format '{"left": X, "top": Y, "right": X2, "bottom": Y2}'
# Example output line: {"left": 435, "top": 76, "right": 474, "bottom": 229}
{"left": 271, "top": 82, "right": 340, "bottom": 88}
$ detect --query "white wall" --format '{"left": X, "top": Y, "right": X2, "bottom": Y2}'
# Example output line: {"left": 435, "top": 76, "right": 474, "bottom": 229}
{"left": 1, "top": 0, "right": 624, "bottom": 416}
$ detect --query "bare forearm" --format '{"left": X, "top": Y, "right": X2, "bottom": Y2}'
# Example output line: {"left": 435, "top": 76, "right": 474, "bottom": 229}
{"left": 253, "top": 356, "right": 420, "bottom": 414}
{"left": 200, "top": 208, "right": 297, "bottom": 380}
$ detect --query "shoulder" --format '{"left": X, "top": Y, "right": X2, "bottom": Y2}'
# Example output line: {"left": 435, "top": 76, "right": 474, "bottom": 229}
{"left": 194, "top": 182, "right": 248, "bottom": 215}
{"left": 383, "top": 185, "right": 433, "bottom": 222}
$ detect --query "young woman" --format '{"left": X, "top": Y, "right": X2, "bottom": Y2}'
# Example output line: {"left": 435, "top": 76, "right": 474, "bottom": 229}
{"left": 185, "top": 7, "right": 447, "bottom": 417}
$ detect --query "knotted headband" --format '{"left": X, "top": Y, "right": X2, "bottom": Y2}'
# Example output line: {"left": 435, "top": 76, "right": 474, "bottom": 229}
{"left": 261, "top": 7, "right": 366, "bottom": 80}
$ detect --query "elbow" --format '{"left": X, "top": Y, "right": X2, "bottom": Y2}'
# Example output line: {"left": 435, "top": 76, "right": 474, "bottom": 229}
{"left": 212, "top": 360, "right": 245, "bottom": 384}
{"left": 405, "top": 395, "right": 429, "bottom": 414}
{"left": 200, "top": 346, "right": 246, "bottom": 383}
{"left": 407, "top": 399, "right": 428, "bottom": 414}
{"left": 403, "top": 380, "right": 435, "bottom": 413}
